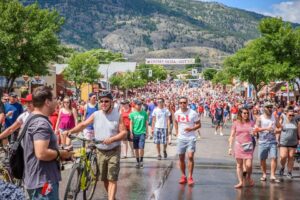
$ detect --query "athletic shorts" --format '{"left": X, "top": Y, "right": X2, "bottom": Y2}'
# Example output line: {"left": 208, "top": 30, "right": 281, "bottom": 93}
{"left": 97, "top": 146, "right": 121, "bottom": 181}
{"left": 154, "top": 128, "right": 167, "bottom": 144}
{"left": 177, "top": 138, "right": 197, "bottom": 155}
{"left": 231, "top": 114, "right": 237, "bottom": 120}
{"left": 258, "top": 142, "right": 278, "bottom": 160}
{"left": 214, "top": 119, "right": 224, "bottom": 126}
{"left": 133, "top": 134, "right": 146, "bottom": 149}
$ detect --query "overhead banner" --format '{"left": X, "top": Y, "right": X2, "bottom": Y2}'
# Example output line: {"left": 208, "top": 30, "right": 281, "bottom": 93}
{"left": 145, "top": 58, "right": 195, "bottom": 65}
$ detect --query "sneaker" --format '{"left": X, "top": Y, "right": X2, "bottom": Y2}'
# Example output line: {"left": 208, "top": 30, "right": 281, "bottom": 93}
{"left": 197, "top": 135, "right": 201, "bottom": 140}
{"left": 179, "top": 176, "right": 187, "bottom": 184}
{"left": 220, "top": 132, "right": 224, "bottom": 136}
{"left": 188, "top": 177, "right": 195, "bottom": 186}
{"left": 163, "top": 151, "right": 167, "bottom": 158}
{"left": 287, "top": 172, "right": 293, "bottom": 179}
{"left": 157, "top": 155, "right": 162, "bottom": 160}
{"left": 279, "top": 168, "right": 284, "bottom": 176}
{"left": 214, "top": 131, "right": 217, "bottom": 135}
{"left": 135, "top": 163, "right": 140, "bottom": 168}
{"left": 140, "top": 162, "right": 144, "bottom": 169}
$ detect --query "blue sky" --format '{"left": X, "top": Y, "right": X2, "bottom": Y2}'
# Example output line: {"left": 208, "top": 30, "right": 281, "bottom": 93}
{"left": 198, "top": 0, "right": 300, "bottom": 23}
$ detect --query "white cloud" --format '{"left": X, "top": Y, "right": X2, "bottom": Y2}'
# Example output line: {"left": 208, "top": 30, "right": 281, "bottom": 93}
{"left": 270, "top": 1, "right": 300, "bottom": 23}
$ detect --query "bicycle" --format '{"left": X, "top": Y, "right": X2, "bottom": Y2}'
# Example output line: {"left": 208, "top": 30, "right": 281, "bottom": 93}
{"left": 64, "top": 135, "right": 102, "bottom": 200}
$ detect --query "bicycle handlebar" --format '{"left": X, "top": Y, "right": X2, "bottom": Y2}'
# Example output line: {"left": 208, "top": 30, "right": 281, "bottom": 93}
{"left": 68, "top": 134, "right": 104, "bottom": 144}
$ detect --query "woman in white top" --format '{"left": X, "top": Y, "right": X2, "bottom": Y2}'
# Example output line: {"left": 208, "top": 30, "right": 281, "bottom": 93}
{"left": 0, "top": 94, "right": 33, "bottom": 140}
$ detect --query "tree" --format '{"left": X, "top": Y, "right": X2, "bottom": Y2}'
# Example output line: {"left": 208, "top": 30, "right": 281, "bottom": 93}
{"left": 212, "top": 70, "right": 232, "bottom": 86}
{"left": 259, "top": 18, "right": 300, "bottom": 82}
{"left": 137, "top": 64, "right": 167, "bottom": 81}
{"left": 223, "top": 39, "right": 275, "bottom": 99}
{"left": 88, "top": 49, "right": 125, "bottom": 64}
{"left": 202, "top": 68, "right": 217, "bottom": 81}
{"left": 109, "top": 71, "right": 147, "bottom": 93}
{"left": 64, "top": 52, "right": 101, "bottom": 98}
{"left": 0, "top": 0, "right": 65, "bottom": 92}
{"left": 185, "top": 55, "right": 202, "bottom": 71}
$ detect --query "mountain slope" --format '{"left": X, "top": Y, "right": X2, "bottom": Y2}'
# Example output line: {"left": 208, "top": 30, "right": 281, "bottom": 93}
{"left": 23, "top": 0, "right": 265, "bottom": 64}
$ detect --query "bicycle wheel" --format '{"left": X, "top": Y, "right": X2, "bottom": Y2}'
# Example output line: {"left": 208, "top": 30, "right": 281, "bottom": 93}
{"left": 64, "top": 163, "right": 82, "bottom": 200}
{"left": 83, "top": 154, "right": 99, "bottom": 200}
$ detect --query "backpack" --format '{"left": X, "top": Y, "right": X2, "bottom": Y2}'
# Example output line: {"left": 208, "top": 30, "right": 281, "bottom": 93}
{"left": 9, "top": 114, "right": 48, "bottom": 179}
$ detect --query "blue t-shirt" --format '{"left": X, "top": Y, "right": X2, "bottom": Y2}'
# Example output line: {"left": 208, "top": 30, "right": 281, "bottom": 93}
{"left": 85, "top": 103, "right": 98, "bottom": 130}
{"left": 4, "top": 102, "right": 23, "bottom": 128}
{"left": 190, "top": 103, "right": 197, "bottom": 111}
{"left": 148, "top": 103, "right": 155, "bottom": 119}
{"left": 215, "top": 107, "right": 223, "bottom": 120}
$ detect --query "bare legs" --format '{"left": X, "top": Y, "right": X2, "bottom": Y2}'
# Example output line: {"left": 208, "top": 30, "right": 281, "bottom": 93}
{"left": 179, "top": 152, "right": 194, "bottom": 178}
{"left": 104, "top": 180, "right": 117, "bottom": 200}
{"left": 235, "top": 159, "right": 253, "bottom": 188}
{"left": 280, "top": 147, "right": 296, "bottom": 173}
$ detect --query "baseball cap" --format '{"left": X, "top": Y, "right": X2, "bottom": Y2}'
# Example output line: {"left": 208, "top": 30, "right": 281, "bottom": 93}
{"left": 134, "top": 99, "right": 142, "bottom": 105}
{"left": 21, "top": 94, "right": 33, "bottom": 102}
{"left": 88, "top": 93, "right": 96, "bottom": 98}
{"left": 9, "top": 92, "right": 18, "bottom": 98}
{"left": 264, "top": 101, "right": 273, "bottom": 107}
{"left": 121, "top": 99, "right": 130, "bottom": 104}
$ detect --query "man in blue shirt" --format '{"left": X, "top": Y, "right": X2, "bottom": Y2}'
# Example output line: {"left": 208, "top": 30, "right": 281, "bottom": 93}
{"left": 4, "top": 92, "right": 23, "bottom": 143}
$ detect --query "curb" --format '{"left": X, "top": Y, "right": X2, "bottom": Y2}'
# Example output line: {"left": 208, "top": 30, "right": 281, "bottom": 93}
{"left": 149, "top": 160, "right": 174, "bottom": 200}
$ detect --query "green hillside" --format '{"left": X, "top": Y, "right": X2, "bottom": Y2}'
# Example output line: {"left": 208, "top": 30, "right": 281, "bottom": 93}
{"left": 23, "top": 0, "right": 265, "bottom": 64}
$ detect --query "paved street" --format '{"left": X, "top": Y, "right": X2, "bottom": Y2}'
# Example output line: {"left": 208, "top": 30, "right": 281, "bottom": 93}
{"left": 59, "top": 117, "right": 300, "bottom": 200}
{"left": 159, "top": 119, "right": 300, "bottom": 200}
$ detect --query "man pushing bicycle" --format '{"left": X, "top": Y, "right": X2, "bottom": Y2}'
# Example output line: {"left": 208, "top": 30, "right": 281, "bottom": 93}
{"left": 64, "top": 91, "right": 127, "bottom": 200}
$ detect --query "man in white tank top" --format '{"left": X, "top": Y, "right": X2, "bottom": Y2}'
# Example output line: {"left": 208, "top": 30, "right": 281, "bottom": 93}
{"left": 254, "top": 101, "right": 280, "bottom": 182}
{"left": 65, "top": 91, "right": 127, "bottom": 200}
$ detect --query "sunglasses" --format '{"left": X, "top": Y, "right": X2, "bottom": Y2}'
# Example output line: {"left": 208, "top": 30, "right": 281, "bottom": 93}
{"left": 288, "top": 114, "right": 295, "bottom": 117}
{"left": 266, "top": 106, "right": 273, "bottom": 109}
{"left": 63, "top": 101, "right": 69, "bottom": 103}
{"left": 179, "top": 102, "right": 187, "bottom": 104}
{"left": 100, "top": 100, "right": 110, "bottom": 103}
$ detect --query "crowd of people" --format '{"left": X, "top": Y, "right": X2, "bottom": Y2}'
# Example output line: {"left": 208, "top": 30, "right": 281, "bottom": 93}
{"left": 0, "top": 80, "right": 300, "bottom": 199}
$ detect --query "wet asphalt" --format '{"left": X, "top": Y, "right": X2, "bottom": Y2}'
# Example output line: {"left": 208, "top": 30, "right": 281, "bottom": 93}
{"left": 58, "top": 118, "right": 300, "bottom": 200}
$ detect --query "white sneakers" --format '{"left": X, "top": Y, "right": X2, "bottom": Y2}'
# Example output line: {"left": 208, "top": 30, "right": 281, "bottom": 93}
{"left": 215, "top": 131, "right": 224, "bottom": 136}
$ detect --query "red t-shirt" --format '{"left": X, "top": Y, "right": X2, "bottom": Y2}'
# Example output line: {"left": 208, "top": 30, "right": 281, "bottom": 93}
{"left": 231, "top": 106, "right": 238, "bottom": 114}
{"left": 198, "top": 106, "right": 204, "bottom": 113}
{"left": 121, "top": 108, "right": 131, "bottom": 130}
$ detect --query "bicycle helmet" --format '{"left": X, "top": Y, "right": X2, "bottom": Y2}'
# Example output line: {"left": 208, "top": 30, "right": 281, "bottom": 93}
{"left": 99, "top": 91, "right": 113, "bottom": 100}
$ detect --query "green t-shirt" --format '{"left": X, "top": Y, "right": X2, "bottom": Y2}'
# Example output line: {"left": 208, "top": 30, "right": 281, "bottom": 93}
{"left": 129, "top": 110, "right": 148, "bottom": 135}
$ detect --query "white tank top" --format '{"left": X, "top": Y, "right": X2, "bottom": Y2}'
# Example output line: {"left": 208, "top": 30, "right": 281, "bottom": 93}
{"left": 93, "top": 107, "right": 121, "bottom": 150}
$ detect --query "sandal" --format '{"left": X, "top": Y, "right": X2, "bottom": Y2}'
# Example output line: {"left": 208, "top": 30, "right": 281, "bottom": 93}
{"left": 270, "top": 177, "right": 280, "bottom": 183}
{"left": 260, "top": 176, "right": 267, "bottom": 181}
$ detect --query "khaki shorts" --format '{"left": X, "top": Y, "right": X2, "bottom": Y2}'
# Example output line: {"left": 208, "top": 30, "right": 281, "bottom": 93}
{"left": 97, "top": 146, "right": 121, "bottom": 181}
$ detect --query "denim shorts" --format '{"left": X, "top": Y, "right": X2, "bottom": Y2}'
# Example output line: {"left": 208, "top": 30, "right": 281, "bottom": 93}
{"left": 133, "top": 134, "right": 146, "bottom": 149}
{"left": 177, "top": 138, "right": 197, "bottom": 155}
{"left": 258, "top": 142, "right": 278, "bottom": 160}
{"left": 154, "top": 128, "right": 167, "bottom": 144}
{"left": 27, "top": 182, "right": 59, "bottom": 200}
